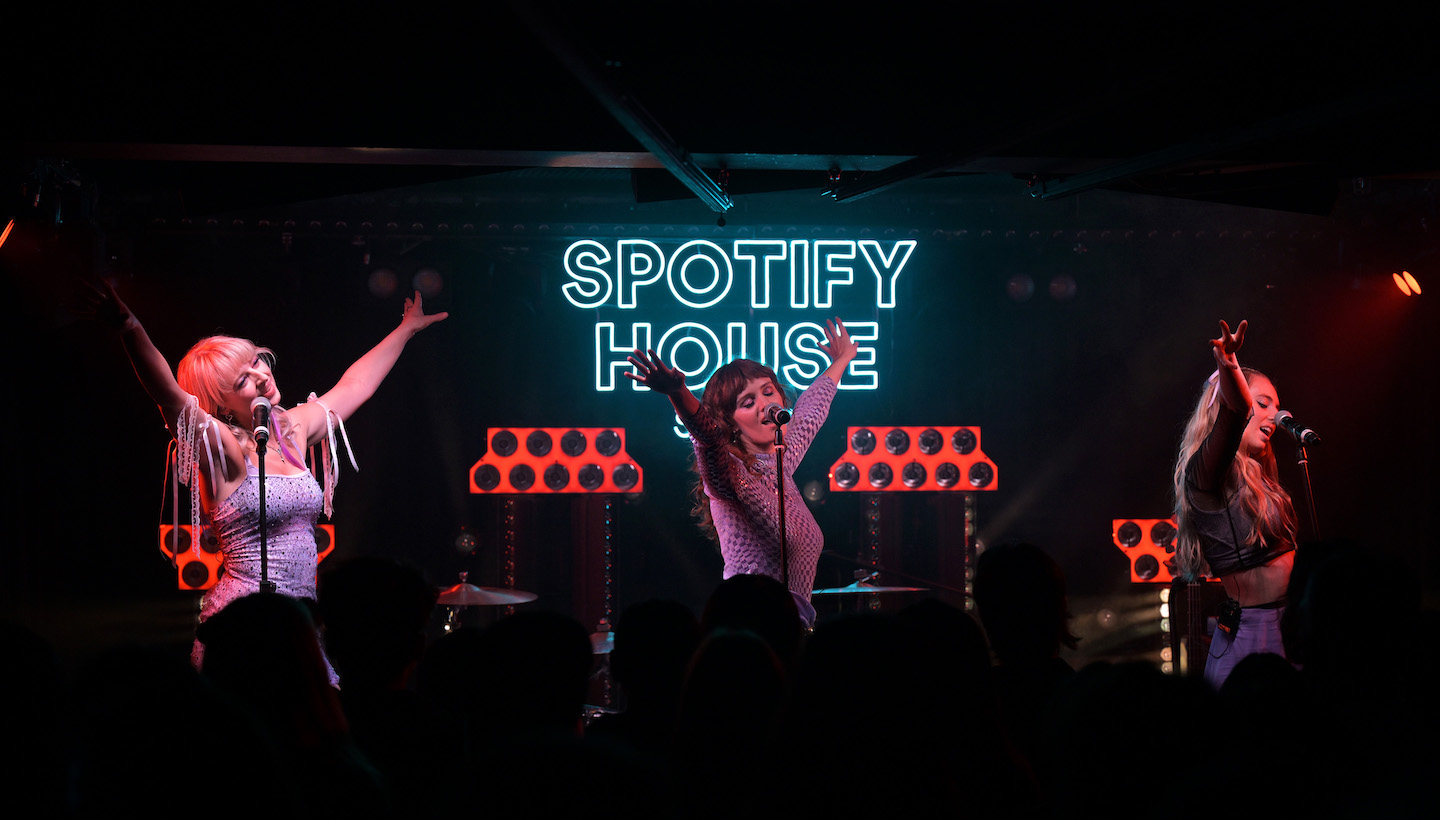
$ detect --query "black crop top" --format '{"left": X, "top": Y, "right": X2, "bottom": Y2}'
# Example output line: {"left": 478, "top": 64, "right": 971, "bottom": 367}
{"left": 1184, "top": 401, "right": 1294, "bottom": 576}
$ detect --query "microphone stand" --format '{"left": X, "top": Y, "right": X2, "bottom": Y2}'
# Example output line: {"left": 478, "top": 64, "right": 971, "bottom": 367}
{"left": 255, "top": 418, "right": 276, "bottom": 594}
{"left": 773, "top": 423, "right": 788, "bottom": 592}
{"left": 1291, "top": 440, "right": 1320, "bottom": 540}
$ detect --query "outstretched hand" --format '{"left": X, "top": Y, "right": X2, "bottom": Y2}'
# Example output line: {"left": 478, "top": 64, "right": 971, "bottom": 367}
{"left": 74, "top": 279, "right": 137, "bottom": 331}
{"left": 625, "top": 349, "right": 688, "bottom": 395}
{"left": 820, "top": 317, "right": 858, "bottom": 366}
{"left": 1210, "top": 319, "right": 1247, "bottom": 369}
{"left": 399, "top": 291, "right": 449, "bottom": 335}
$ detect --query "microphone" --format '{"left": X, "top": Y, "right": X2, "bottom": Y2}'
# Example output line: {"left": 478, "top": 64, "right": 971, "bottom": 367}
{"left": 762, "top": 403, "right": 792, "bottom": 425}
{"left": 250, "top": 396, "right": 273, "bottom": 444}
{"left": 1275, "top": 410, "right": 1320, "bottom": 446}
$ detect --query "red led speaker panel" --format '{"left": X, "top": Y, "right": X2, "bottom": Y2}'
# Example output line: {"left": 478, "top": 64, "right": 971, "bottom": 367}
{"left": 1111, "top": 518, "right": 1200, "bottom": 584}
{"left": 159, "top": 523, "right": 335, "bottom": 590}
{"left": 469, "top": 427, "right": 643, "bottom": 494}
{"left": 827, "top": 426, "right": 998, "bottom": 492}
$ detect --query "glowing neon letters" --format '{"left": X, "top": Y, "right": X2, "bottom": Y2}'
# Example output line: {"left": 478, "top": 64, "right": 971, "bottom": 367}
{"left": 564, "top": 238, "right": 916, "bottom": 394}
{"left": 563, "top": 238, "right": 914, "bottom": 310}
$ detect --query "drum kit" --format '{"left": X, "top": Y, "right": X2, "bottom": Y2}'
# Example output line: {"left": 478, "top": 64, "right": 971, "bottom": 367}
{"left": 437, "top": 569, "right": 930, "bottom": 645}
{"left": 810, "top": 570, "right": 928, "bottom": 596}
{"left": 436, "top": 572, "right": 538, "bottom": 632}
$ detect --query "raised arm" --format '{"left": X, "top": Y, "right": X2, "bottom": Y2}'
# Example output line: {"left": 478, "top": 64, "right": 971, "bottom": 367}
{"left": 288, "top": 291, "right": 448, "bottom": 447}
{"left": 1210, "top": 319, "right": 1252, "bottom": 414}
{"left": 1186, "top": 319, "right": 1253, "bottom": 499}
{"left": 625, "top": 348, "right": 701, "bottom": 419}
{"left": 818, "top": 317, "right": 858, "bottom": 387}
{"left": 87, "top": 281, "right": 193, "bottom": 426}
{"left": 84, "top": 280, "right": 244, "bottom": 491}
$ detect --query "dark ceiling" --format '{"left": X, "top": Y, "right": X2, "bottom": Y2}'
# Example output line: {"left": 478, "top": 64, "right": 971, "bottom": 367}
{"left": 6, "top": 2, "right": 1439, "bottom": 221}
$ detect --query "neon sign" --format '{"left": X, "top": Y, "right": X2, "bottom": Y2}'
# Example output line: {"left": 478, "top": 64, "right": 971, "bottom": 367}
{"left": 563, "top": 238, "right": 916, "bottom": 394}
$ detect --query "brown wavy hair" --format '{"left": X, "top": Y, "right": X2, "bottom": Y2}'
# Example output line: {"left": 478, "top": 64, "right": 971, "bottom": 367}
{"left": 689, "top": 359, "right": 791, "bottom": 543}
{"left": 1171, "top": 367, "right": 1297, "bottom": 580}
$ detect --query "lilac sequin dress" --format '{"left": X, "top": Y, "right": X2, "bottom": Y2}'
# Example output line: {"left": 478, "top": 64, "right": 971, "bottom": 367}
{"left": 689, "top": 375, "right": 837, "bottom": 624}
{"left": 199, "top": 458, "right": 326, "bottom": 622}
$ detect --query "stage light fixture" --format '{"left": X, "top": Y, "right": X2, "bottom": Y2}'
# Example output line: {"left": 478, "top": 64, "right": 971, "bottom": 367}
{"left": 851, "top": 429, "right": 876, "bottom": 455}
{"left": 830, "top": 426, "right": 998, "bottom": 493}
{"left": 952, "top": 429, "right": 977, "bottom": 455}
{"left": 935, "top": 463, "right": 960, "bottom": 488}
{"left": 454, "top": 529, "right": 477, "bottom": 553}
{"left": 1006, "top": 273, "right": 1035, "bottom": 302}
{"left": 901, "top": 461, "right": 926, "bottom": 488}
{"left": 527, "top": 430, "right": 553, "bottom": 457}
{"left": 1117, "top": 520, "right": 1143, "bottom": 548}
{"left": 1110, "top": 518, "right": 1215, "bottom": 584}
{"left": 578, "top": 464, "right": 605, "bottom": 490}
{"left": 1049, "top": 274, "right": 1078, "bottom": 301}
{"left": 561, "top": 430, "right": 587, "bottom": 456}
{"left": 918, "top": 428, "right": 943, "bottom": 455}
{"left": 367, "top": 268, "right": 398, "bottom": 298}
{"left": 884, "top": 428, "right": 910, "bottom": 455}
{"left": 159, "top": 523, "right": 334, "bottom": 590}
{"left": 612, "top": 463, "right": 639, "bottom": 490}
{"left": 413, "top": 267, "right": 443, "bottom": 297}
{"left": 544, "top": 463, "right": 570, "bottom": 491}
{"left": 967, "top": 462, "right": 995, "bottom": 488}
{"left": 1151, "top": 520, "right": 1177, "bottom": 550}
{"left": 867, "top": 462, "right": 893, "bottom": 488}
{"left": 510, "top": 464, "right": 536, "bottom": 491}
{"left": 1393, "top": 270, "right": 1421, "bottom": 296}
{"left": 802, "top": 480, "right": 827, "bottom": 503}
{"left": 474, "top": 464, "right": 501, "bottom": 491}
{"left": 470, "top": 428, "right": 644, "bottom": 494}
{"left": 492, "top": 430, "right": 518, "bottom": 457}
{"left": 596, "top": 430, "right": 623, "bottom": 457}
{"left": 1133, "top": 553, "right": 1161, "bottom": 581}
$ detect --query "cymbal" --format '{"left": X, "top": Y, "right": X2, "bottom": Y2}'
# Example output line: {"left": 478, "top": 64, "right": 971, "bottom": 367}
{"left": 811, "top": 581, "right": 929, "bottom": 595}
{"left": 437, "top": 583, "right": 538, "bottom": 606}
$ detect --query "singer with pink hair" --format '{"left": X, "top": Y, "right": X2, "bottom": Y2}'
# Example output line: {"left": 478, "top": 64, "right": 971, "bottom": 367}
{"left": 90, "top": 282, "right": 447, "bottom": 667}
{"left": 627, "top": 319, "right": 858, "bottom": 627}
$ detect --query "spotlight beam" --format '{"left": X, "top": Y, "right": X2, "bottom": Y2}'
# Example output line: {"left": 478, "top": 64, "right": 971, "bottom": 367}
{"left": 512, "top": 4, "right": 732, "bottom": 214}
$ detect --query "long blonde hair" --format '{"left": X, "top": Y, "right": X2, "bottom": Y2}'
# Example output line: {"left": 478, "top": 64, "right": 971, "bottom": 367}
{"left": 1171, "top": 367, "right": 1297, "bottom": 580}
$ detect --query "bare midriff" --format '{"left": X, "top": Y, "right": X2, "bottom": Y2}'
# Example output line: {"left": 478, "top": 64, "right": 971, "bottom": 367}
{"left": 1219, "top": 550, "right": 1295, "bottom": 607}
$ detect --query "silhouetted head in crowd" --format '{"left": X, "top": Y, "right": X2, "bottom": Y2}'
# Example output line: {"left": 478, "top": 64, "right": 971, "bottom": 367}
{"left": 973, "top": 542, "right": 1079, "bottom": 666}
{"left": 610, "top": 598, "right": 701, "bottom": 708}
{"left": 677, "top": 628, "right": 788, "bottom": 767}
{"left": 896, "top": 597, "right": 992, "bottom": 694}
{"left": 196, "top": 592, "right": 348, "bottom": 747}
{"left": 318, "top": 556, "right": 437, "bottom": 690}
{"left": 700, "top": 573, "right": 804, "bottom": 669}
